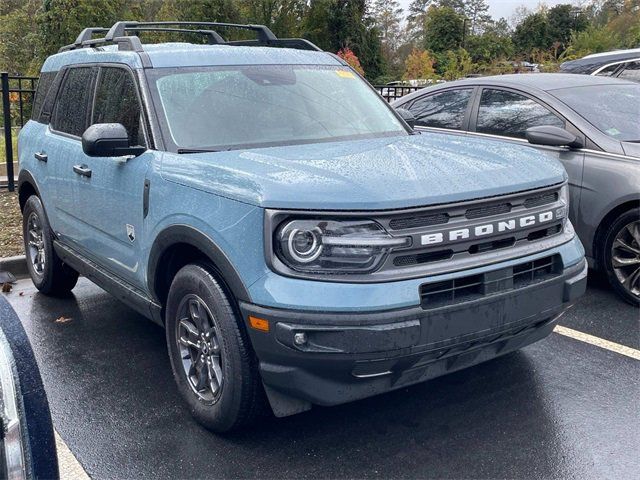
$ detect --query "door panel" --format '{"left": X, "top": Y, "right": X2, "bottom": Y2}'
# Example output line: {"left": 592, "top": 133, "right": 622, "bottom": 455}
{"left": 70, "top": 66, "right": 151, "bottom": 287}
{"left": 47, "top": 66, "right": 97, "bottom": 241}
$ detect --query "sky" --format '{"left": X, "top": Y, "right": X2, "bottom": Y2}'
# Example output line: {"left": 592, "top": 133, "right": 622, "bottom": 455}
{"left": 396, "top": 0, "right": 570, "bottom": 22}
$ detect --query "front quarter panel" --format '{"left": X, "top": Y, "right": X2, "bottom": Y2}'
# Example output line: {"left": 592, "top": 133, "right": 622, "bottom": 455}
{"left": 580, "top": 151, "right": 640, "bottom": 259}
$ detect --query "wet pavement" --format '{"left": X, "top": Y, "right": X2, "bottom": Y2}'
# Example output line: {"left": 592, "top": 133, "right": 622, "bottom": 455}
{"left": 4, "top": 273, "right": 639, "bottom": 479}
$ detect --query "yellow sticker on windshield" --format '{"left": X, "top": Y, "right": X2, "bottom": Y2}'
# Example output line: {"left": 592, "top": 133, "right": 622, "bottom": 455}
{"left": 336, "top": 70, "right": 356, "bottom": 79}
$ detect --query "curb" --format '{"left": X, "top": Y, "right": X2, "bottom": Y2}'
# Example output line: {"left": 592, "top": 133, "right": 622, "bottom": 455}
{"left": 0, "top": 255, "right": 28, "bottom": 280}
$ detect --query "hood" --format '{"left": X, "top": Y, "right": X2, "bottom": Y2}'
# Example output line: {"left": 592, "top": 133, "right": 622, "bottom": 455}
{"left": 160, "top": 132, "right": 567, "bottom": 210}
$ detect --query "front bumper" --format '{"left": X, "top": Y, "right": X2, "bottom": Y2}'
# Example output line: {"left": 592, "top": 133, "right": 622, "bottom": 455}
{"left": 241, "top": 259, "right": 587, "bottom": 416}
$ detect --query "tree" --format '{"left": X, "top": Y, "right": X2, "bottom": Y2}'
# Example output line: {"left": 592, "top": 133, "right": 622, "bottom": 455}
{"left": 370, "top": 0, "right": 404, "bottom": 73}
{"left": 238, "top": 0, "right": 307, "bottom": 37}
{"left": 0, "top": 0, "right": 41, "bottom": 74}
{"left": 442, "top": 48, "right": 473, "bottom": 79}
{"left": 37, "top": 0, "right": 130, "bottom": 58}
{"left": 512, "top": 12, "right": 552, "bottom": 58}
{"left": 465, "top": 31, "right": 514, "bottom": 64}
{"left": 463, "top": 0, "right": 491, "bottom": 34}
{"left": 302, "top": 0, "right": 386, "bottom": 80}
{"left": 547, "top": 4, "right": 590, "bottom": 52}
{"left": 403, "top": 49, "right": 436, "bottom": 79}
{"left": 423, "top": 6, "right": 465, "bottom": 53}
{"left": 337, "top": 47, "right": 365, "bottom": 75}
{"left": 406, "top": 0, "right": 434, "bottom": 41}
{"left": 562, "top": 24, "right": 621, "bottom": 58}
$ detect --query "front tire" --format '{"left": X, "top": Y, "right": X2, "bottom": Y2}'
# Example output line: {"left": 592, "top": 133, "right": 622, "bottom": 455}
{"left": 165, "top": 264, "right": 265, "bottom": 432}
{"left": 22, "top": 196, "right": 79, "bottom": 296}
{"left": 602, "top": 208, "right": 640, "bottom": 306}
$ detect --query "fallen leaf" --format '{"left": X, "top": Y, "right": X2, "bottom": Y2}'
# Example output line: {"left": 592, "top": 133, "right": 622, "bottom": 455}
{"left": 2, "top": 283, "right": 12, "bottom": 292}
{"left": 54, "top": 316, "right": 72, "bottom": 324}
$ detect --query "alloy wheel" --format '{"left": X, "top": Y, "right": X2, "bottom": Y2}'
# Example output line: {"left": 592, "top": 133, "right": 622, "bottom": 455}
{"left": 27, "top": 212, "right": 46, "bottom": 276}
{"left": 176, "top": 295, "right": 224, "bottom": 404}
{"left": 611, "top": 219, "right": 640, "bottom": 298}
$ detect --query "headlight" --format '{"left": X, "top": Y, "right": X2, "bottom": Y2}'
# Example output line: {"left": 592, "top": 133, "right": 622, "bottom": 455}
{"left": 275, "top": 219, "right": 410, "bottom": 274}
{"left": 557, "top": 184, "right": 569, "bottom": 224}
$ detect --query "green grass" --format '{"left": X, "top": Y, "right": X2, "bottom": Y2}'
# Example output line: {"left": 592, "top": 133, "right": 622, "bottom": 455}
{"left": 0, "top": 132, "right": 19, "bottom": 165}
{"left": 0, "top": 192, "right": 22, "bottom": 257}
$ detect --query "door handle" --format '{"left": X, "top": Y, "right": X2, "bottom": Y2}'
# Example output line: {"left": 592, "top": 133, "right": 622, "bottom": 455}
{"left": 34, "top": 152, "right": 48, "bottom": 162}
{"left": 73, "top": 164, "right": 92, "bottom": 178}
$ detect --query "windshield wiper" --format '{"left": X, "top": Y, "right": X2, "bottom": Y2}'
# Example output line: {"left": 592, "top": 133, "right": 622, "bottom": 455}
{"left": 177, "top": 148, "right": 222, "bottom": 154}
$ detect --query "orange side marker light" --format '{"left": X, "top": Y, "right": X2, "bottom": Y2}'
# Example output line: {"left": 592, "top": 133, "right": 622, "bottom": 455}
{"left": 249, "top": 316, "right": 270, "bottom": 332}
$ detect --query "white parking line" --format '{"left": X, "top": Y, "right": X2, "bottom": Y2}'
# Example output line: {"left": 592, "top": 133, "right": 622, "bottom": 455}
{"left": 554, "top": 325, "right": 640, "bottom": 361}
{"left": 55, "top": 430, "right": 90, "bottom": 479}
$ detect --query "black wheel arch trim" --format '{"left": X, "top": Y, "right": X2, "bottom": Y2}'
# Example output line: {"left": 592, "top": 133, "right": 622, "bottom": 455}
{"left": 17, "top": 169, "right": 42, "bottom": 210}
{"left": 148, "top": 225, "right": 252, "bottom": 305}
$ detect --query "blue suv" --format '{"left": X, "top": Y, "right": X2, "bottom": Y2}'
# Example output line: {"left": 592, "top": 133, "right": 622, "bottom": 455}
{"left": 18, "top": 22, "right": 587, "bottom": 432}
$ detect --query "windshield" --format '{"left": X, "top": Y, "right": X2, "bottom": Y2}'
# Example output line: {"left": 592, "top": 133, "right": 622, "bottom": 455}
{"left": 551, "top": 84, "right": 640, "bottom": 142}
{"left": 147, "top": 65, "right": 407, "bottom": 151}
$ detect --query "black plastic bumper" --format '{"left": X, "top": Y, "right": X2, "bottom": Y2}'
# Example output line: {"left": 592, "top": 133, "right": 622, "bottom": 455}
{"left": 241, "top": 260, "right": 587, "bottom": 416}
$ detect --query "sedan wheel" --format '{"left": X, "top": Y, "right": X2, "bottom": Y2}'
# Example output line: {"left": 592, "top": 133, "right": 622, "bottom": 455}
{"left": 610, "top": 219, "right": 640, "bottom": 298}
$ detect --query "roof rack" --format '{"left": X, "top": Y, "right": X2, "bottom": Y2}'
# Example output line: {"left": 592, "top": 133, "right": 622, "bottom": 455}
{"left": 59, "top": 21, "right": 322, "bottom": 53}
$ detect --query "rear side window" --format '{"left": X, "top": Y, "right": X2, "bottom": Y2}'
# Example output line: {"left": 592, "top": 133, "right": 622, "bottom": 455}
{"left": 618, "top": 61, "right": 640, "bottom": 82}
{"left": 92, "top": 67, "right": 145, "bottom": 146}
{"left": 31, "top": 72, "right": 57, "bottom": 122}
{"left": 476, "top": 89, "right": 564, "bottom": 139}
{"left": 595, "top": 63, "right": 620, "bottom": 77}
{"left": 52, "top": 67, "right": 96, "bottom": 137}
{"left": 406, "top": 89, "right": 472, "bottom": 130}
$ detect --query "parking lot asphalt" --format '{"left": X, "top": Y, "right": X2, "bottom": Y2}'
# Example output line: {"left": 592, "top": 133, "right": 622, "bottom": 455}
{"left": 4, "top": 272, "right": 639, "bottom": 479}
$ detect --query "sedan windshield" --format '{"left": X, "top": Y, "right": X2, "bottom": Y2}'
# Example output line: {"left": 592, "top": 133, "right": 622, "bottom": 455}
{"left": 551, "top": 84, "right": 640, "bottom": 142}
{"left": 147, "top": 65, "right": 407, "bottom": 151}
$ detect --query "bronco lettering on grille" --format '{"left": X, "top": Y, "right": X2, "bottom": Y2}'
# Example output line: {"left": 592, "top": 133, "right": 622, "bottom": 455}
{"left": 421, "top": 210, "right": 557, "bottom": 246}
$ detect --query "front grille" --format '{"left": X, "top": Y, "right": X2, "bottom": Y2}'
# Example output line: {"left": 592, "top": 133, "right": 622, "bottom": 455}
{"left": 524, "top": 192, "right": 558, "bottom": 208}
{"left": 465, "top": 203, "right": 511, "bottom": 219}
{"left": 419, "top": 255, "right": 562, "bottom": 309}
{"left": 388, "top": 212, "right": 449, "bottom": 230}
{"left": 394, "top": 249, "right": 453, "bottom": 267}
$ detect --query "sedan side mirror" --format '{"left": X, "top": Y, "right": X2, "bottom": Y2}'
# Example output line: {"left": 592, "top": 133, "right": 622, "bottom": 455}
{"left": 395, "top": 107, "right": 416, "bottom": 129}
{"left": 525, "top": 126, "right": 584, "bottom": 149}
{"left": 82, "top": 123, "right": 146, "bottom": 158}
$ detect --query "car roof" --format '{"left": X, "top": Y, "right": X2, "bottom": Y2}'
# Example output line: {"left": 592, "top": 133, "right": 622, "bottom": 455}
{"left": 392, "top": 73, "right": 637, "bottom": 106}
{"left": 560, "top": 49, "right": 640, "bottom": 73}
{"left": 41, "top": 42, "right": 341, "bottom": 72}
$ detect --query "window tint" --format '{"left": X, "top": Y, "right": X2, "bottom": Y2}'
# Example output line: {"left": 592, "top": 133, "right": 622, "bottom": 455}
{"left": 93, "top": 67, "right": 145, "bottom": 146}
{"left": 406, "top": 89, "right": 472, "bottom": 129}
{"left": 476, "top": 89, "right": 564, "bottom": 139}
{"left": 618, "top": 61, "right": 640, "bottom": 82}
{"left": 52, "top": 67, "right": 95, "bottom": 137}
{"left": 552, "top": 84, "right": 640, "bottom": 142}
{"left": 32, "top": 72, "right": 57, "bottom": 122}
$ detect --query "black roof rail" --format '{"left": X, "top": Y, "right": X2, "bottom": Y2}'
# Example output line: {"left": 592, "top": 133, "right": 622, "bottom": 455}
{"left": 59, "top": 27, "right": 109, "bottom": 52}
{"left": 58, "top": 20, "right": 322, "bottom": 54}
{"left": 127, "top": 27, "right": 226, "bottom": 45}
{"left": 106, "top": 21, "right": 277, "bottom": 43}
{"left": 227, "top": 38, "right": 322, "bottom": 52}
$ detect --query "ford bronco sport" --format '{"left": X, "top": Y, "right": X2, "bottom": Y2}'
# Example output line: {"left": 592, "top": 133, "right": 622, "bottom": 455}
{"left": 18, "top": 22, "right": 587, "bottom": 432}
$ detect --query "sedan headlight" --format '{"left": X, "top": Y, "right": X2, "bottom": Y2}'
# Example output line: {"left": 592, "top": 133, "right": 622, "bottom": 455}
{"left": 275, "top": 219, "right": 410, "bottom": 274}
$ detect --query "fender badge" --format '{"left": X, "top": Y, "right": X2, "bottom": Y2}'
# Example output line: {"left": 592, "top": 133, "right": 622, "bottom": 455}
{"left": 126, "top": 224, "right": 136, "bottom": 243}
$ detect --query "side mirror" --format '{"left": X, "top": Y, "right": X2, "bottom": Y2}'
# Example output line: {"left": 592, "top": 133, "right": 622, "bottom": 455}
{"left": 525, "top": 126, "right": 584, "bottom": 149}
{"left": 395, "top": 107, "right": 416, "bottom": 129}
{"left": 82, "top": 123, "right": 146, "bottom": 158}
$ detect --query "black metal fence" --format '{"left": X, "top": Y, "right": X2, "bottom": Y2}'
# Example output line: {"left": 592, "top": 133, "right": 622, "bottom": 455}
{"left": 375, "top": 85, "right": 424, "bottom": 103}
{"left": 1, "top": 72, "right": 38, "bottom": 192}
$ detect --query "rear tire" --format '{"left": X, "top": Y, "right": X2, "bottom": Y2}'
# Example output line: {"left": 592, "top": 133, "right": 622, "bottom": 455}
{"left": 602, "top": 208, "right": 640, "bottom": 306}
{"left": 165, "top": 264, "right": 266, "bottom": 432}
{"left": 22, "top": 196, "right": 78, "bottom": 296}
